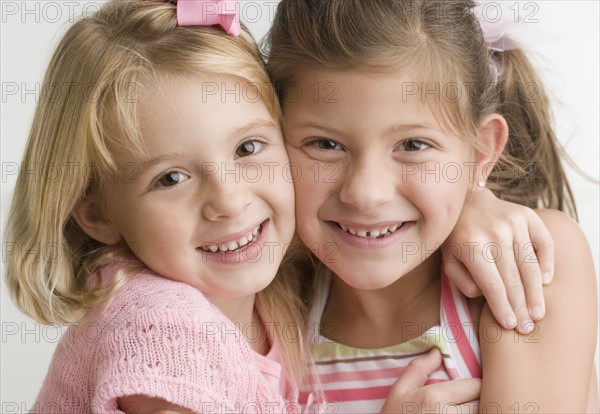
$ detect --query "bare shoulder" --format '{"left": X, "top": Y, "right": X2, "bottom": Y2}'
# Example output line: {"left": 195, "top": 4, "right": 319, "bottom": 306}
{"left": 535, "top": 208, "right": 588, "bottom": 243}
{"left": 479, "top": 208, "right": 598, "bottom": 412}
{"left": 534, "top": 208, "right": 596, "bottom": 289}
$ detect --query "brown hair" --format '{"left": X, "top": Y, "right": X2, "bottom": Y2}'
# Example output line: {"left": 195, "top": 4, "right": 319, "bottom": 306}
{"left": 5, "top": 0, "right": 307, "bottom": 383}
{"left": 266, "top": 0, "right": 576, "bottom": 217}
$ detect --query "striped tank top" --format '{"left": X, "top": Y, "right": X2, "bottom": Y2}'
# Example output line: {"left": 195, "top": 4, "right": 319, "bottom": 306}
{"left": 302, "top": 272, "right": 482, "bottom": 413}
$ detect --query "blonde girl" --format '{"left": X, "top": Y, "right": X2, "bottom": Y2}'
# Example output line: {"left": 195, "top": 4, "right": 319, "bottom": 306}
{"left": 5, "top": 0, "right": 308, "bottom": 412}
{"left": 267, "top": 0, "right": 598, "bottom": 412}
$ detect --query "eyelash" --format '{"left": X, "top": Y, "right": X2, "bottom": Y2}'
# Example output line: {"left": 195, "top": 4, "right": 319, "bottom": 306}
{"left": 396, "top": 139, "right": 431, "bottom": 152}
{"left": 155, "top": 171, "right": 190, "bottom": 188}
{"left": 235, "top": 140, "right": 265, "bottom": 158}
{"left": 305, "top": 139, "right": 344, "bottom": 151}
{"left": 305, "top": 138, "right": 431, "bottom": 153}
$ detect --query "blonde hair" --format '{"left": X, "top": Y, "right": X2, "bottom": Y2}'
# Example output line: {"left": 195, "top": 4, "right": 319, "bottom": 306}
{"left": 266, "top": 0, "right": 576, "bottom": 217}
{"left": 5, "top": 0, "right": 307, "bottom": 383}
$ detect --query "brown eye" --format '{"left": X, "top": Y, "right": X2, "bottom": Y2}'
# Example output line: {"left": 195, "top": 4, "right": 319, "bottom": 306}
{"left": 316, "top": 139, "right": 342, "bottom": 150}
{"left": 235, "top": 140, "right": 264, "bottom": 157}
{"left": 399, "top": 139, "right": 429, "bottom": 152}
{"left": 157, "top": 171, "right": 188, "bottom": 187}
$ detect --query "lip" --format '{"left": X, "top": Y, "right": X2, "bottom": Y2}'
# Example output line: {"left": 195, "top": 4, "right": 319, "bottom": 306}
{"left": 202, "top": 220, "right": 264, "bottom": 246}
{"left": 334, "top": 220, "right": 405, "bottom": 232}
{"left": 198, "top": 219, "right": 269, "bottom": 264}
{"left": 326, "top": 220, "right": 414, "bottom": 250}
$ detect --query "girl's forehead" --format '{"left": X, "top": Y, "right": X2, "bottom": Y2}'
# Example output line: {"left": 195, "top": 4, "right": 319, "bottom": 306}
{"left": 286, "top": 65, "right": 471, "bottom": 137}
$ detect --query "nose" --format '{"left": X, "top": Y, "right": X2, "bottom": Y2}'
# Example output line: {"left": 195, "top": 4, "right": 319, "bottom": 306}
{"left": 202, "top": 171, "right": 252, "bottom": 221}
{"left": 339, "top": 158, "right": 395, "bottom": 211}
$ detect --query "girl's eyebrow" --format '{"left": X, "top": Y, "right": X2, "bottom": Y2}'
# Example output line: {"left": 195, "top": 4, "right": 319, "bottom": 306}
{"left": 230, "top": 120, "right": 280, "bottom": 137}
{"left": 289, "top": 121, "right": 432, "bottom": 135}
{"left": 289, "top": 122, "right": 343, "bottom": 135}
{"left": 139, "top": 153, "right": 189, "bottom": 172}
{"left": 137, "top": 121, "right": 279, "bottom": 171}
{"left": 384, "top": 123, "right": 433, "bottom": 134}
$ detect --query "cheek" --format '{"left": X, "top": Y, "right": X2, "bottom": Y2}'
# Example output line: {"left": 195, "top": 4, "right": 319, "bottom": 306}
{"left": 292, "top": 181, "right": 322, "bottom": 239}
{"left": 293, "top": 184, "right": 313, "bottom": 218}
{"left": 403, "top": 164, "right": 470, "bottom": 214}
{"left": 263, "top": 160, "right": 296, "bottom": 213}
{"left": 293, "top": 163, "right": 335, "bottom": 216}
{"left": 115, "top": 210, "right": 161, "bottom": 242}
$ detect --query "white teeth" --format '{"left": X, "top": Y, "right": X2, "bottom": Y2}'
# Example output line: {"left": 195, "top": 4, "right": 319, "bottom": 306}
{"left": 339, "top": 223, "right": 403, "bottom": 239}
{"left": 200, "top": 224, "right": 261, "bottom": 253}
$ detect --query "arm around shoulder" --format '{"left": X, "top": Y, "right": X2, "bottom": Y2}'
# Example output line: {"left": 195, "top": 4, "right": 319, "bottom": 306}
{"left": 479, "top": 209, "right": 598, "bottom": 413}
{"left": 118, "top": 395, "right": 191, "bottom": 414}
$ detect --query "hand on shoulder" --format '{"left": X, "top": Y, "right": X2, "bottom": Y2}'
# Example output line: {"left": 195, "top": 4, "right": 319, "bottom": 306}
{"left": 479, "top": 208, "right": 597, "bottom": 413}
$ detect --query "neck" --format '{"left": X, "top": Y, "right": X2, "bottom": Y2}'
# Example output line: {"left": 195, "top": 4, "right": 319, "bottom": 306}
{"left": 205, "top": 293, "right": 269, "bottom": 355}
{"left": 322, "top": 252, "right": 442, "bottom": 348}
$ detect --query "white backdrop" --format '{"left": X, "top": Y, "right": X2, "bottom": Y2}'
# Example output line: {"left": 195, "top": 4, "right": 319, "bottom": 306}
{"left": 1, "top": 1, "right": 598, "bottom": 409}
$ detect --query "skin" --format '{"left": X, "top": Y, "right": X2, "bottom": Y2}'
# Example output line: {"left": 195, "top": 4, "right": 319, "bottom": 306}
{"left": 479, "top": 209, "right": 598, "bottom": 413}
{"left": 284, "top": 68, "right": 500, "bottom": 348}
{"left": 75, "top": 70, "right": 571, "bottom": 413}
{"left": 282, "top": 66, "right": 553, "bottom": 333}
{"left": 73, "top": 73, "right": 296, "bottom": 413}
{"left": 283, "top": 68, "right": 597, "bottom": 412}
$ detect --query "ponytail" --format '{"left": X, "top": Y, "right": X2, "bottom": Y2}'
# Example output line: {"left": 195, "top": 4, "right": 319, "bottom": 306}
{"left": 488, "top": 49, "right": 577, "bottom": 218}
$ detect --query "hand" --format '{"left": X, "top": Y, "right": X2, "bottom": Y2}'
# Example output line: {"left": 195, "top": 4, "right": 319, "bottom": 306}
{"left": 118, "top": 395, "right": 191, "bottom": 414}
{"left": 442, "top": 188, "right": 554, "bottom": 333}
{"left": 381, "top": 348, "right": 480, "bottom": 414}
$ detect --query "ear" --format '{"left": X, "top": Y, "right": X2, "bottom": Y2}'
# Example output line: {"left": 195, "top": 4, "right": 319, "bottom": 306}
{"left": 474, "top": 113, "right": 508, "bottom": 189}
{"left": 71, "top": 197, "right": 121, "bottom": 245}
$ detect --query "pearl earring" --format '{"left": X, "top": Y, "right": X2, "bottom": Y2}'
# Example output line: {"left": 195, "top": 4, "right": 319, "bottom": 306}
{"left": 477, "top": 181, "right": 486, "bottom": 188}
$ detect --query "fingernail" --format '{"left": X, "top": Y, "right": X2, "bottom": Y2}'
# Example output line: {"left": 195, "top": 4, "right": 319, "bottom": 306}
{"left": 520, "top": 319, "right": 534, "bottom": 333}
{"left": 505, "top": 315, "right": 517, "bottom": 329}
{"left": 530, "top": 306, "right": 544, "bottom": 320}
{"left": 542, "top": 272, "right": 552, "bottom": 284}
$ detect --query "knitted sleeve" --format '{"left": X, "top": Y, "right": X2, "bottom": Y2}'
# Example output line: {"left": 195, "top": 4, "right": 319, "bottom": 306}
{"left": 89, "top": 272, "right": 276, "bottom": 413}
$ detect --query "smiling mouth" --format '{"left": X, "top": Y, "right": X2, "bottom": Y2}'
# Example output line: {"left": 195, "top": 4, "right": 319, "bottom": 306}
{"left": 199, "top": 222, "right": 264, "bottom": 254}
{"left": 336, "top": 222, "right": 406, "bottom": 239}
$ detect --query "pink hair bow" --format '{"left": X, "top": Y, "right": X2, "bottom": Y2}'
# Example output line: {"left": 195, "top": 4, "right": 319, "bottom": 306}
{"left": 473, "top": 1, "right": 522, "bottom": 82}
{"left": 174, "top": 0, "right": 241, "bottom": 36}
{"left": 473, "top": 1, "right": 521, "bottom": 52}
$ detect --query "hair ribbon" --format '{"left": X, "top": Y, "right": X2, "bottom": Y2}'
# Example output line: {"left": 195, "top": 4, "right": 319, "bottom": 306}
{"left": 473, "top": 1, "right": 522, "bottom": 52}
{"left": 473, "top": 1, "right": 524, "bottom": 82}
{"left": 174, "top": 0, "right": 240, "bottom": 36}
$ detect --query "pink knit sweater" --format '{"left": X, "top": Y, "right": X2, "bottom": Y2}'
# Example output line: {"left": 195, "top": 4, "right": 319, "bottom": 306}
{"left": 33, "top": 264, "right": 296, "bottom": 413}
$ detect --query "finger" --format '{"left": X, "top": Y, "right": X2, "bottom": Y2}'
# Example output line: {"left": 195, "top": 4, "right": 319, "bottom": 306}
{"left": 527, "top": 210, "right": 555, "bottom": 285}
{"left": 413, "top": 379, "right": 481, "bottom": 410}
{"left": 455, "top": 245, "right": 517, "bottom": 330}
{"left": 441, "top": 400, "right": 479, "bottom": 414}
{"left": 514, "top": 231, "right": 546, "bottom": 322}
{"left": 388, "top": 348, "right": 443, "bottom": 394}
{"left": 493, "top": 238, "right": 533, "bottom": 334}
{"left": 442, "top": 258, "right": 483, "bottom": 298}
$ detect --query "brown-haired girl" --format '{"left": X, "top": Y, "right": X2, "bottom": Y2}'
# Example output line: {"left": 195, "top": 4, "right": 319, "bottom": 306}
{"left": 267, "top": 0, "right": 598, "bottom": 412}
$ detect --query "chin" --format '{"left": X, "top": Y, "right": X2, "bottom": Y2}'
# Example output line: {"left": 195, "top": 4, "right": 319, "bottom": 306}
{"left": 332, "top": 269, "right": 400, "bottom": 291}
